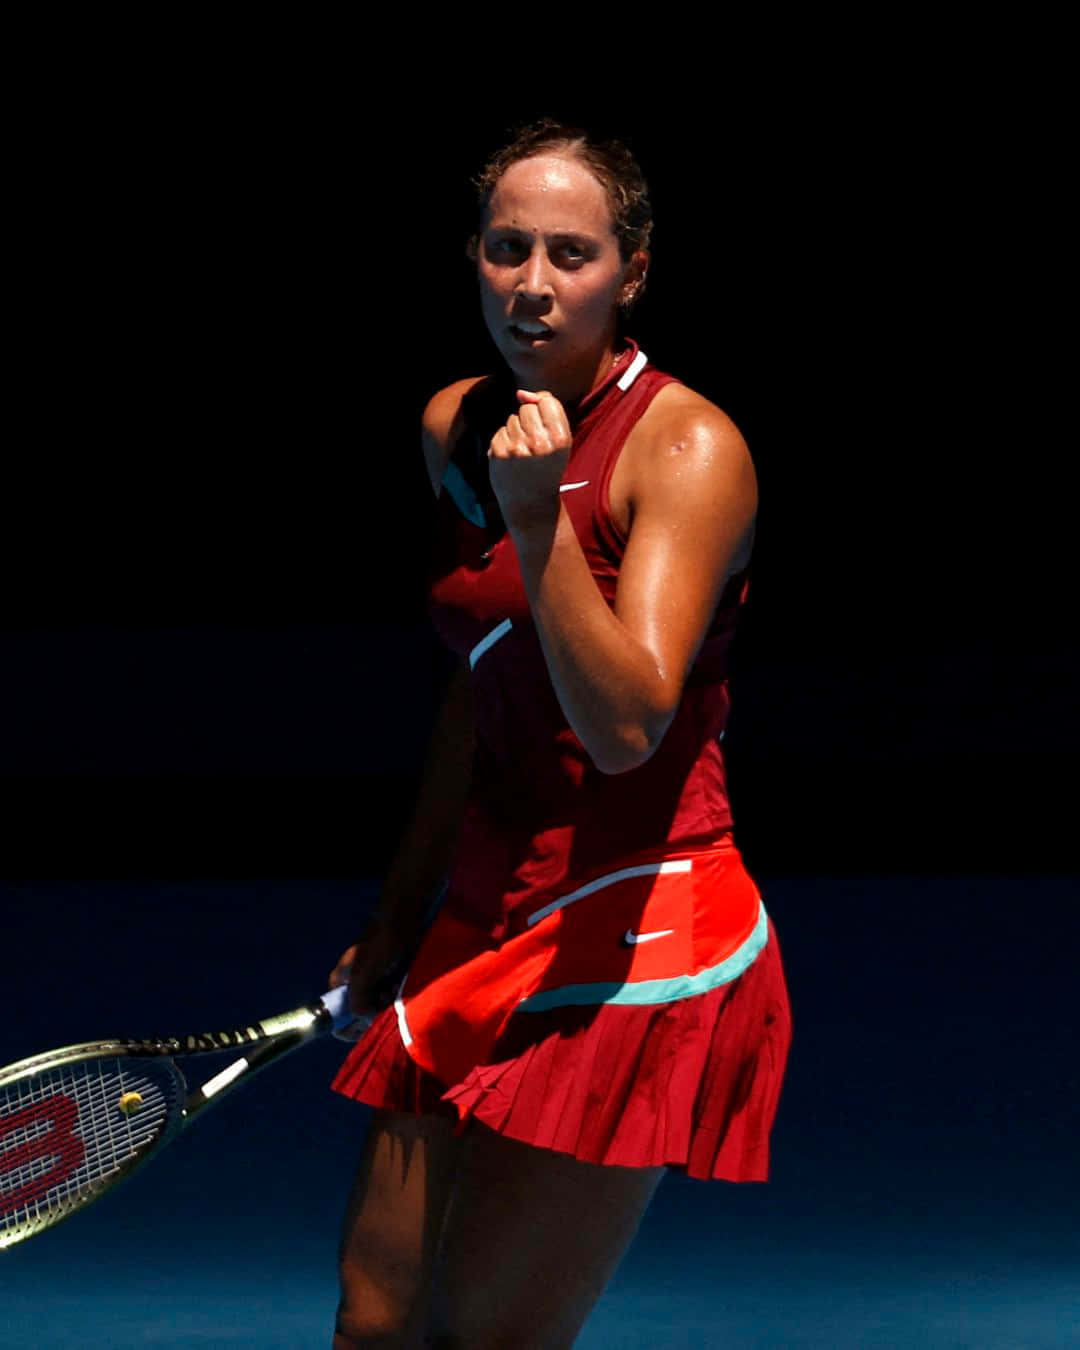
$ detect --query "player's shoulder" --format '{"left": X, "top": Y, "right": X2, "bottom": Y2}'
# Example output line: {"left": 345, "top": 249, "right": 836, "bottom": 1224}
{"left": 641, "top": 381, "right": 747, "bottom": 454}
{"left": 421, "top": 376, "right": 489, "bottom": 442}
{"left": 629, "top": 380, "right": 753, "bottom": 487}
{"left": 421, "top": 376, "right": 489, "bottom": 495}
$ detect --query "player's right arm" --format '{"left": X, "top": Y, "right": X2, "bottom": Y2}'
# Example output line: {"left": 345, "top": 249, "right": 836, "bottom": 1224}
{"left": 372, "top": 652, "right": 475, "bottom": 937}
{"left": 374, "top": 376, "right": 487, "bottom": 931}
{"left": 329, "top": 655, "right": 474, "bottom": 1012}
{"left": 329, "top": 380, "right": 482, "bottom": 1013}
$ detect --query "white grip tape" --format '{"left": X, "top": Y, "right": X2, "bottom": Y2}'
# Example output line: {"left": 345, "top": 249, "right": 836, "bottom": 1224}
{"left": 321, "top": 986, "right": 375, "bottom": 1042}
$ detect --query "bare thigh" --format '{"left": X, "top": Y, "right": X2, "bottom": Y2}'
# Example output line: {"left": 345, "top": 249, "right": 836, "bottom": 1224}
{"left": 427, "top": 1121, "right": 665, "bottom": 1350}
{"left": 334, "top": 1108, "right": 464, "bottom": 1349}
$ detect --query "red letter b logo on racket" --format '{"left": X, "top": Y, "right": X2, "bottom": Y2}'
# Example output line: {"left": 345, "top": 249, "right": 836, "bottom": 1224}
{"left": 1, "top": 1095, "right": 86, "bottom": 1214}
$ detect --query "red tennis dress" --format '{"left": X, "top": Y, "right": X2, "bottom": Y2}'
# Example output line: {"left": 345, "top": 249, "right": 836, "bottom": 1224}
{"left": 332, "top": 342, "right": 792, "bottom": 1181}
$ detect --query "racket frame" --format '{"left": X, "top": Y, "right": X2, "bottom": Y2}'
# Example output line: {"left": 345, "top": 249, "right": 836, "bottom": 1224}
{"left": 1, "top": 993, "right": 347, "bottom": 1249}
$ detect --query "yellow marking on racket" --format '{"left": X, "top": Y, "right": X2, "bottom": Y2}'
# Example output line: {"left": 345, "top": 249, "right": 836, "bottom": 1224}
{"left": 117, "top": 1091, "right": 144, "bottom": 1116}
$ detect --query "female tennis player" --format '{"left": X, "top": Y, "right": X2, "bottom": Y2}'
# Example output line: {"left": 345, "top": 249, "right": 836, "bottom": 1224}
{"left": 327, "top": 120, "right": 793, "bottom": 1349}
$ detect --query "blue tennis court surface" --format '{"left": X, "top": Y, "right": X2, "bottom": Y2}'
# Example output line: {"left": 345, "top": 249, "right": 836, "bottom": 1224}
{"left": 2, "top": 876, "right": 1077, "bottom": 1347}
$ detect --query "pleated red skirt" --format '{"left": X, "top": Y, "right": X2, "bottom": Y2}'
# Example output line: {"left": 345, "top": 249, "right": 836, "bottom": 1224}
{"left": 331, "top": 915, "right": 792, "bottom": 1182}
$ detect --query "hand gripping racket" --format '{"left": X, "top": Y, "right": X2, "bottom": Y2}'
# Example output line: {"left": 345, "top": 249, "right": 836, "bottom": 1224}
{"left": 0, "top": 986, "right": 370, "bottom": 1249}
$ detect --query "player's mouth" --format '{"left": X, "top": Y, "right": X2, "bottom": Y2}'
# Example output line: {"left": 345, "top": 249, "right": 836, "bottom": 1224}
{"left": 508, "top": 321, "right": 554, "bottom": 347}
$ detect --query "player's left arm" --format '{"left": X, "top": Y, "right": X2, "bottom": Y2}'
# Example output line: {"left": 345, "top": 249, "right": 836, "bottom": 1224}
{"left": 503, "top": 389, "right": 756, "bottom": 773}
{"left": 614, "top": 392, "right": 757, "bottom": 729}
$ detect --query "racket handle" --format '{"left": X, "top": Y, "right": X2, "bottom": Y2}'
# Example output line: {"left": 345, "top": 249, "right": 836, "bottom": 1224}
{"left": 320, "top": 986, "right": 376, "bottom": 1042}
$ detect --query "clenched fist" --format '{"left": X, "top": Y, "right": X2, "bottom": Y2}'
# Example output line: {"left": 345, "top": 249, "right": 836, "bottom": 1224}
{"left": 488, "top": 389, "right": 573, "bottom": 533}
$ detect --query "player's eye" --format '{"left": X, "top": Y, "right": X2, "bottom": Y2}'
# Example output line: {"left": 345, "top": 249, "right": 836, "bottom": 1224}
{"left": 486, "top": 235, "right": 526, "bottom": 262}
{"left": 553, "top": 241, "right": 589, "bottom": 267}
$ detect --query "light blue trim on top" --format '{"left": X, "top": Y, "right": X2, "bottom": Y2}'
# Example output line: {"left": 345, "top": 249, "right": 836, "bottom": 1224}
{"left": 442, "top": 460, "right": 486, "bottom": 528}
{"left": 469, "top": 618, "right": 512, "bottom": 669}
{"left": 514, "top": 898, "right": 769, "bottom": 1013}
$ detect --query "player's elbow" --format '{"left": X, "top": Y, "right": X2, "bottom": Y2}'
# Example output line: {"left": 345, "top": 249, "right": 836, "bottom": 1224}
{"left": 590, "top": 707, "right": 675, "bottom": 775}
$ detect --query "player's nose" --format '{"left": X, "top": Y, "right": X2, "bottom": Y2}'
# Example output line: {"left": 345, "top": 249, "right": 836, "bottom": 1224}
{"left": 514, "top": 248, "right": 554, "bottom": 303}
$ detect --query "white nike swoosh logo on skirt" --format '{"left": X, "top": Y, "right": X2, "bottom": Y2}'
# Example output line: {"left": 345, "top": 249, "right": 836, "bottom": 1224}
{"left": 623, "top": 928, "right": 676, "bottom": 945}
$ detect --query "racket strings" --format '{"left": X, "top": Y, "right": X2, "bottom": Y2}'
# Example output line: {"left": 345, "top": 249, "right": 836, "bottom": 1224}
{"left": 1, "top": 1059, "right": 180, "bottom": 1239}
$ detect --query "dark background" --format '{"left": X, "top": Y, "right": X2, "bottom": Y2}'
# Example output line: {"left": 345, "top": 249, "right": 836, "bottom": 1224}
{"left": 2, "top": 40, "right": 1077, "bottom": 1349}
{"left": 3, "top": 62, "right": 1072, "bottom": 882}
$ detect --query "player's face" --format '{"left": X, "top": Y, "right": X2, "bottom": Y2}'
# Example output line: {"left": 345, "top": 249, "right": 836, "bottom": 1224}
{"left": 477, "top": 153, "right": 635, "bottom": 395}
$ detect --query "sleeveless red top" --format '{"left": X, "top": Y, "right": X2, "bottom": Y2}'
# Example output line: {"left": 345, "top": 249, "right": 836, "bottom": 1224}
{"left": 428, "top": 340, "right": 751, "bottom": 944}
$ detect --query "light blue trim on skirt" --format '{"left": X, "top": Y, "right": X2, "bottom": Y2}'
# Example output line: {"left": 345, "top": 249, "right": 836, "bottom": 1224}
{"left": 514, "top": 899, "right": 770, "bottom": 1013}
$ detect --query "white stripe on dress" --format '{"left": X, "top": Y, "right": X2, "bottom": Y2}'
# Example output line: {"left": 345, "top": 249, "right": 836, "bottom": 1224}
{"left": 393, "top": 996, "right": 413, "bottom": 1048}
{"left": 616, "top": 349, "right": 649, "bottom": 391}
{"left": 526, "top": 859, "right": 693, "bottom": 928}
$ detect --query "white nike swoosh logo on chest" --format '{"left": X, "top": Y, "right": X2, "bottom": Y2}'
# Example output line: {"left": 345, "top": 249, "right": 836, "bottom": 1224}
{"left": 559, "top": 480, "right": 590, "bottom": 493}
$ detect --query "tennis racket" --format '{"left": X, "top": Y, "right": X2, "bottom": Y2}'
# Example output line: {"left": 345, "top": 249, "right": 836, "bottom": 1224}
{"left": 0, "top": 985, "right": 370, "bottom": 1249}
